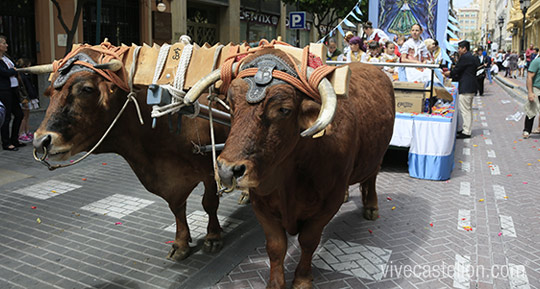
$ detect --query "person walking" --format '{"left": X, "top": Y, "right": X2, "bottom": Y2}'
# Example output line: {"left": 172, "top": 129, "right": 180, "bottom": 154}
{"left": 522, "top": 55, "right": 540, "bottom": 139}
{"left": 525, "top": 44, "right": 535, "bottom": 68}
{"left": 0, "top": 35, "right": 24, "bottom": 151}
{"left": 444, "top": 40, "right": 479, "bottom": 139}
{"left": 476, "top": 47, "right": 488, "bottom": 95}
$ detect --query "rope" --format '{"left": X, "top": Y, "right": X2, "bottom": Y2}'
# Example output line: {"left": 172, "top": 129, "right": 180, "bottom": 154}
{"left": 34, "top": 45, "right": 144, "bottom": 170}
{"left": 150, "top": 43, "right": 196, "bottom": 119}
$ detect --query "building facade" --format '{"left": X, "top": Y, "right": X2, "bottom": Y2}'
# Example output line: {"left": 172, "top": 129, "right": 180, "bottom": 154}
{"left": 507, "top": 0, "right": 540, "bottom": 53}
{"left": 1, "top": 0, "right": 325, "bottom": 66}
{"left": 457, "top": 5, "right": 481, "bottom": 45}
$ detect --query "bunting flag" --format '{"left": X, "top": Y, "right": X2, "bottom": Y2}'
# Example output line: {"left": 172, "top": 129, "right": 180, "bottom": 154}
{"left": 317, "top": 0, "right": 363, "bottom": 43}
{"left": 336, "top": 25, "right": 345, "bottom": 37}
{"left": 447, "top": 29, "right": 458, "bottom": 39}
{"left": 447, "top": 22, "right": 460, "bottom": 32}
{"left": 343, "top": 18, "right": 356, "bottom": 28}
{"left": 350, "top": 12, "right": 362, "bottom": 22}
{"left": 445, "top": 39, "right": 457, "bottom": 52}
{"left": 448, "top": 15, "right": 459, "bottom": 25}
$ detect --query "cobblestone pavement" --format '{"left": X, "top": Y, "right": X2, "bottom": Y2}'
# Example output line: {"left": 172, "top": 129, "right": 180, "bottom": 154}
{"left": 1, "top": 81, "right": 539, "bottom": 289}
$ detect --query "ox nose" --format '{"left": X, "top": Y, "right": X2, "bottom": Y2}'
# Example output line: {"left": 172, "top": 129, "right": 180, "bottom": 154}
{"left": 217, "top": 161, "right": 246, "bottom": 188}
{"left": 33, "top": 134, "right": 52, "bottom": 153}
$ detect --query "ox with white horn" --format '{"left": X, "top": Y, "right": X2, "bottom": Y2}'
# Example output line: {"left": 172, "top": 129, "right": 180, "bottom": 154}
{"left": 183, "top": 63, "right": 337, "bottom": 138}
{"left": 17, "top": 64, "right": 54, "bottom": 74}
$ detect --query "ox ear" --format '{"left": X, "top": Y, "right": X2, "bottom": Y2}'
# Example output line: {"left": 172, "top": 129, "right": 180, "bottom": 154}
{"left": 98, "top": 81, "right": 115, "bottom": 108}
{"left": 299, "top": 99, "right": 321, "bottom": 132}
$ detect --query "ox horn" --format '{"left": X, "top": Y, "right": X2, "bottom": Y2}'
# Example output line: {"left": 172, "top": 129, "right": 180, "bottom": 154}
{"left": 184, "top": 63, "right": 240, "bottom": 105}
{"left": 184, "top": 69, "right": 222, "bottom": 105}
{"left": 94, "top": 59, "right": 123, "bottom": 71}
{"left": 17, "top": 64, "right": 54, "bottom": 74}
{"left": 300, "top": 67, "right": 337, "bottom": 138}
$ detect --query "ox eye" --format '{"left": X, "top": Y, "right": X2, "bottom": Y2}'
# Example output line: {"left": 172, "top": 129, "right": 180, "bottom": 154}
{"left": 279, "top": 107, "right": 291, "bottom": 116}
{"left": 81, "top": 86, "right": 94, "bottom": 93}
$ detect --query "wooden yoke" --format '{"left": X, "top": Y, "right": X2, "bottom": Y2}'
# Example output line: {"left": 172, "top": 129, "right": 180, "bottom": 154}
{"left": 72, "top": 40, "right": 350, "bottom": 97}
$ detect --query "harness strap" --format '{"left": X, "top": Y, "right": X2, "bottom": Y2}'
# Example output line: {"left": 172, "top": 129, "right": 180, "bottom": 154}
{"left": 218, "top": 40, "right": 337, "bottom": 103}
{"left": 53, "top": 42, "right": 131, "bottom": 91}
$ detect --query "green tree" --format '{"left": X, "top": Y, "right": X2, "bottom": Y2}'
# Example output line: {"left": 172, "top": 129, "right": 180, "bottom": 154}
{"left": 281, "top": 0, "right": 368, "bottom": 40}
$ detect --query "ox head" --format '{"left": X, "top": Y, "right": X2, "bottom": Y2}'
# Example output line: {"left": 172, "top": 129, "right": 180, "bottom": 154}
{"left": 32, "top": 49, "right": 124, "bottom": 161}
{"left": 184, "top": 49, "right": 337, "bottom": 189}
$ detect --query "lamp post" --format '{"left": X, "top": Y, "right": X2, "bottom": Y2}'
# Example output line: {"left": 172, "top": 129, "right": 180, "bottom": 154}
{"left": 498, "top": 16, "right": 504, "bottom": 51}
{"left": 520, "top": 0, "right": 530, "bottom": 53}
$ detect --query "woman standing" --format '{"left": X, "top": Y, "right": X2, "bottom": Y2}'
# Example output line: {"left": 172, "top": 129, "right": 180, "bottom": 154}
{"left": 0, "top": 35, "right": 24, "bottom": 151}
{"left": 363, "top": 21, "right": 390, "bottom": 46}
{"left": 400, "top": 24, "right": 430, "bottom": 82}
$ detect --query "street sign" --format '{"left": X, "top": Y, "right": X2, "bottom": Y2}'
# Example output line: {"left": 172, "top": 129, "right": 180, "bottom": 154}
{"left": 289, "top": 12, "right": 306, "bottom": 29}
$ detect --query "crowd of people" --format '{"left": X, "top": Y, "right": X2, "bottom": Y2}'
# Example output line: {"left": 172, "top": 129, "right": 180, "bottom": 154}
{"left": 0, "top": 35, "right": 39, "bottom": 152}
{"left": 326, "top": 23, "right": 443, "bottom": 83}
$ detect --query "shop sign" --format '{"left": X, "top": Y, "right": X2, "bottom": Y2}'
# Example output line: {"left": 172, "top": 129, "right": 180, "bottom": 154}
{"left": 240, "top": 10, "right": 279, "bottom": 26}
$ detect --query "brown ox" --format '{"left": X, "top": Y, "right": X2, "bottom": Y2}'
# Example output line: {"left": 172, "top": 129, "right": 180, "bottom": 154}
{"left": 31, "top": 48, "right": 229, "bottom": 260}
{"left": 184, "top": 49, "right": 395, "bottom": 288}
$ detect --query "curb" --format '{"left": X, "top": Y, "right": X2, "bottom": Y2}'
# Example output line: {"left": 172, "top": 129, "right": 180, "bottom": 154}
{"left": 494, "top": 77, "right": 526, "bottom": 105}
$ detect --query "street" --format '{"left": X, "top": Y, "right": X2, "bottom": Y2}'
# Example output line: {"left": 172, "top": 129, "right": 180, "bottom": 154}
{"left": 1, "top": 81, "right": 539, "bottom": 289}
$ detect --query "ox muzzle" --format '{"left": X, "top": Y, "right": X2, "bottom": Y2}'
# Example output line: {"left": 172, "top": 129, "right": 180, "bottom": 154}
{"left": 216, "top": 160, "right": 246, "bottom": 188}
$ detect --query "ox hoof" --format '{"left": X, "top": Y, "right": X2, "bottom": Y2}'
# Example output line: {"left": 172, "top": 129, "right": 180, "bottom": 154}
{"left": 202, "top": 238, "right": 223, "bottom": 253}
{"left": 343, "top": 190, "right": 350, "bottom": 203}
{"left": 238, "top": 191, "right": 250, "bottom": 205}
{"left": 291, "top": 280, "right": 312, "bottom": 289}
{"left": 363, "top": 207, "right": 379, "bottom": 221}
{"left": 166, "top": 244, "right": 191, "bottom": 261}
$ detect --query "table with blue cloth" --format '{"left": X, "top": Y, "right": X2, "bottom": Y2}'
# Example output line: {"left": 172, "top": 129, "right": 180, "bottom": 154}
{"left": 389, "top": 84, "right": 459, "bottom": 181}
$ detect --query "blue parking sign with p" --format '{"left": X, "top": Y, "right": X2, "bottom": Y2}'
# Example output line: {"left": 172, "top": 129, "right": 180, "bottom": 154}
{"left": 289, "top": 12, "right": 306, "bottom": 29}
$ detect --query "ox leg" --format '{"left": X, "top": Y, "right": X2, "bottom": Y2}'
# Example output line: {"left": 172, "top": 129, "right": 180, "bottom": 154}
{"left": 167, "top": 202, "right": 192, "bottom": 261}
{"left": 202, "top": 179, "right": 223, "bottom": 253}
{"left": 252, "top": 202, "right": 287, "bottom": 289}
{"left": 361, "top": 169, "right": 380, "bottom": 221}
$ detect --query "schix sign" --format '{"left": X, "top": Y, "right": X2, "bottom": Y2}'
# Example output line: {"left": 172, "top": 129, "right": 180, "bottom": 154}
{"left": 240, "top": 10, "right": 279, "bottom": 26}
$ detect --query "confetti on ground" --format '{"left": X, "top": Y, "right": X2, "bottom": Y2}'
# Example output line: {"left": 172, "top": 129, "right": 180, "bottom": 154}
{"left": 391, "top": 206, "right": 396, "bottom": 210}
{"left": 487, "top": 162, "right": 492, "bottom": 164}
{"left": 459, "top": 160, "right": 463, "bottom": 163}
{"left": 430, "top": 223, "right": 433, "bottom": 227}
{"left": 102, "top": 163, "right": 107, "bottom": 165}
{"left": 461, "top": 218, "right": 466, "bottom": 220}
{"left": 473, "top": 145, "right": 478, "bottom": 147}
{"left": 528, "top": 163, "right": 532, "bottom": 166}
{"left": 31, "top": 206, "right": 36, "bottom": 209}
{"left": 69, "top": 160, "right": 74, "bottom": 163}
{"left": 507, "top": 174, "right": 512, "bottom": 177}
{"left": 504, "top": 196, "right": 509, "bottom": 199}
{"left": 498, "top": 232, "right": 503, "bottom": 236}
{"left": 523, "top": 182, "right": 528, "bottom": 184}
{"left": 51, "top": 190, "right": 57, "bottom": 193}
{"left": 514, "top": 141, "right": 518, "bottom": 143}
{"left": 36, "top": 218, "right": 41, "bottom": 224}
{"left": 115, "top": 222, "right": 123, "bottom": 225}
{"left": 165, "top": 241, "right": 174, "bottom": 244}
{"left": 386, "top": 197, "right": 392, "bottom": 201}
{"left": 368, "top": 229, "right": 373, "bottom": 234}
{"left": 82, "top": 178, "right": 87, "bottom": 181}
{"left": 513, "top": 147, "right": 516, "bottom": 149}
{"left": 479, "top": 199, "right": 485, "bottom": 202}
{"left": 463, "top": 226, "right": 473, "bottom": 232}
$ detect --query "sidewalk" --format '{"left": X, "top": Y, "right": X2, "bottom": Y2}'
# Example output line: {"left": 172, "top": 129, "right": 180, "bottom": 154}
{"left": 1, "top": 82, "right": 539, "bottom": 289}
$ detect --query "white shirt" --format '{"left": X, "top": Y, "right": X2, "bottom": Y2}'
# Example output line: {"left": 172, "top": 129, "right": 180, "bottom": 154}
{"left": 2, "top": 56, "right": 18, "bottom": 88}
{"left": 400, "top": 38, "right": 429, "bottom": 61}
{"left": 366, "top": 28, "right": 390, "bottom": 46}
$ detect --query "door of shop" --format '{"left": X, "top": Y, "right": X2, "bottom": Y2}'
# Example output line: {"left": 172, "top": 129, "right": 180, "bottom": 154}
{"left": 0, "top": 0, "right": 36, "bottom": 63}
{"left": 187, "top": 5, "right": 218, "bottom": 45}
{"left": 82, "top": 0, "right": 140, "bottom": 46}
